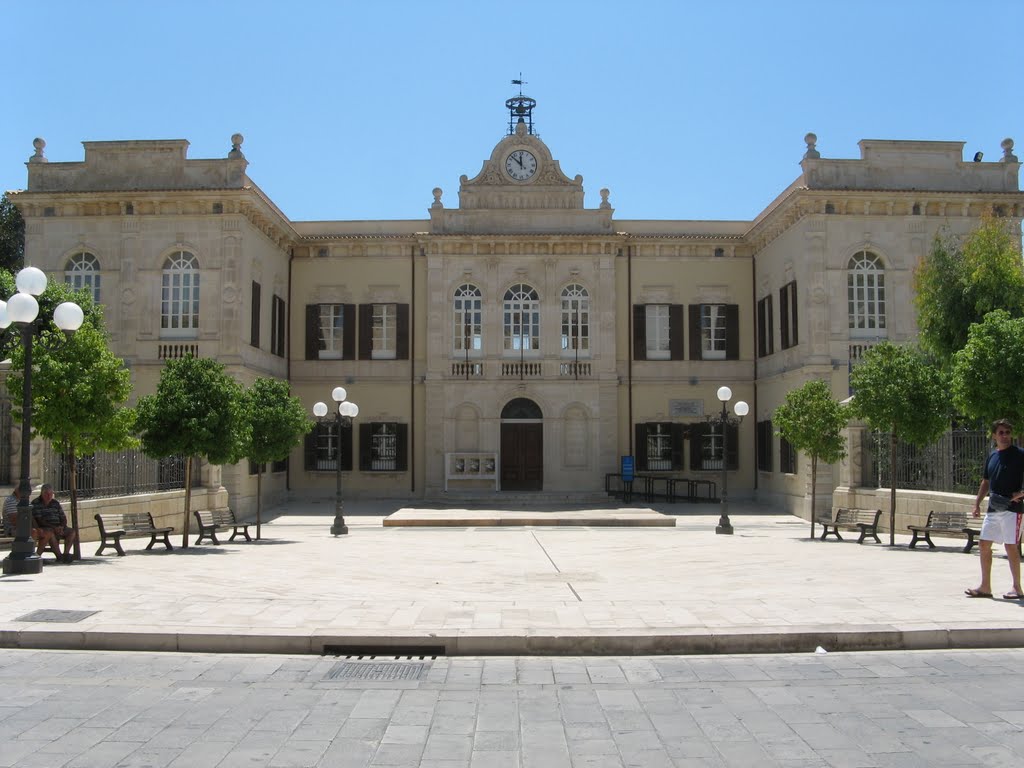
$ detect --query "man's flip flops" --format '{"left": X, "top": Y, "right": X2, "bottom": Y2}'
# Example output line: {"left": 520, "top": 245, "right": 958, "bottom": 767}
{"left": 964, "top": 589, "right": 993, "bottom": 598}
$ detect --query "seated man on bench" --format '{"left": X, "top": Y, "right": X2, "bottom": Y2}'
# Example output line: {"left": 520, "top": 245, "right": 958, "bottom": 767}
{"left": 3, "top": 485, "right": 53, "bottom": 553}
{"left": 32, "top": 484, "right": 76, "bottom": 564}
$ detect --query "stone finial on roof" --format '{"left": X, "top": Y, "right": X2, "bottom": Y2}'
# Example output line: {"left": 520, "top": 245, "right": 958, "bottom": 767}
{"left": 29, "top": 137, "right": 47, "bottom": 163}
{"left": 229, "top": 133, "right": 245, "bottom": 159}
{"left": 803, "top": 133, "right": 820, "bottom": 160}
{"left": 1001, "top": 138, "right": 1018, "bottom": 163}
{"left": 431, "top": 187, "right": 444, "bottom": 209}
{"left": 599, "top": 188, "right": 611, "bottom": 210}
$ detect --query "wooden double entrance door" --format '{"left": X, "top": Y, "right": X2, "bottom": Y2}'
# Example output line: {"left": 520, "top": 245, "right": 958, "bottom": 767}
{"left": 499, "top": 398, "right": 544, "bottom": 491}
{"left": 500, "top": 422, "right": 543, "bottom": 491}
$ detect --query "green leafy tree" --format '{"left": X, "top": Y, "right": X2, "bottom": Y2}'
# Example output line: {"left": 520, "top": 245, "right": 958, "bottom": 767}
{"left": 5, "top": 281, "right": 129, "bottom": 559}
{"left": 950, "top": 310, "right": 1024, "bottom": 427}
{"left": 914, "top": 216, "right": 1024, "bottom": 364}
{"left": 240, "top": 377, "right": 313, "bottom": 539}
{"left": 0, "top": 194, "right": 25, "bottom": 272}
{"left": 774, "top": 379, "right": 849, "bottom": 539}
{"left": 848, "top": 341, "right": 950, "bottom": 544}
{"left": 136, "top": 356, "right": 247, "bottom": 548}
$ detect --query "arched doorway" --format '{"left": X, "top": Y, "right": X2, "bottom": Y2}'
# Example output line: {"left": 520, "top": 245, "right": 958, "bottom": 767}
{"left": 500, "top": 398, "right": 543, "bottom": 491}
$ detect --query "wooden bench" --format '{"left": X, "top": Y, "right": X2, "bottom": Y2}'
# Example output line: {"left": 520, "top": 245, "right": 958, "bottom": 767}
{"left": 815, "top": 508, "right": 882, "bottom": 544}
{"left": 193, "top": 508, "right": 252, "bottom": 545}
{"left": 908, "top": 510, "right": 981, "bottom": 553}
{"left": 94, "top": 512, "right": 174, "bottom": 556}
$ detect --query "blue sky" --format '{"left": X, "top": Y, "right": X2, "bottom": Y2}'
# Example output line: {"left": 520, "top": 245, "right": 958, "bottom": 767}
{"left": 2, "top": 1, "right": 1017, "bottom": 223}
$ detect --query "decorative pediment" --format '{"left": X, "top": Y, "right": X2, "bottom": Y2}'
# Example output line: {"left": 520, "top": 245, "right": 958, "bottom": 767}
{"left": 458, "top": 122, "right": 584, "bottom": 210}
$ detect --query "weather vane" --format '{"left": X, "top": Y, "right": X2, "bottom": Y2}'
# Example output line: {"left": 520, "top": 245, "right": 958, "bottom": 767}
{"left": 511, "top": 74, "right": 527, "bottom": 96}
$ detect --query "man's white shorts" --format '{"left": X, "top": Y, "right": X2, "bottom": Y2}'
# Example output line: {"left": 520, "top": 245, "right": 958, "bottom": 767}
{"left": 980, "top": 509, "right": 1023, "bottom": 544}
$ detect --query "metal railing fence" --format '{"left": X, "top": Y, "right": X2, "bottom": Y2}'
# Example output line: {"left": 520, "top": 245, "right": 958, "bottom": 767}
{"left": 41, "top": 444, "right": 201, "bottom": 500}
{"left": 864, "top": 428, "right": 990, "bottom": 494}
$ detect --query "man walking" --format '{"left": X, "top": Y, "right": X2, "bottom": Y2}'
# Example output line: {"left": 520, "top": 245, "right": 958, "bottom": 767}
{"left": 966, "top": 419, "right": 1024, "bottom": 599}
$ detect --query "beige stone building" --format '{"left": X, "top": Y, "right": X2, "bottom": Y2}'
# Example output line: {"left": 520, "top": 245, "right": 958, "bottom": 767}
{"left": 8, "top": 96, "right": 1023, "bottom": 521}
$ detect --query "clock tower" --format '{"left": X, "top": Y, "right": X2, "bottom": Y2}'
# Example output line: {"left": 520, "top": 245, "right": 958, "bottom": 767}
{"left": 428, "top": 91, "right": 614, "bottom": 234}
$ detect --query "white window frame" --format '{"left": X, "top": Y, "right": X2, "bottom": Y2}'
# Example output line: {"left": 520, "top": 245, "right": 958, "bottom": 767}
{"left": 453, "top": 284, "right": 482, "bottom": 355}
{"left": 701, "top": 304, "right": 727, "bottom": 360}
{"left": 160, "top": 251, "right": 199, "bottom": 338}
{"left": 645, "top": 304, "right": 670, "bottom": 360}
{"left": 371, "top": 303, "right": 397, "bottom": 360}
{"left": 319, "top": 304, "right": 344, "bottom": 360}
{"left": 560, "top": 284, "right": 591, "bottom": 356}
{"left": 503, "top": 283, "right": 540, "bottom": 354}
{"left": 646, "top": 423, "right": 672, "bottom": 471}
{"left": 848, "top": 251, "right": 887, "bottom": 337}
{"left": 65, "top": 252, "right": 101, "bottom": 304}
{"left": 370, "top": 423, "right": 398, "bottom": 471}
{"left": 702, "top": 426, "right": 724, "bottom": 471}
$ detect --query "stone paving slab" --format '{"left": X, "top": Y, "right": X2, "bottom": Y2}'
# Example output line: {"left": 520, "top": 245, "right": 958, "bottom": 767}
{"left": 1, "top": 500, "right": 1022, "bottom": 656}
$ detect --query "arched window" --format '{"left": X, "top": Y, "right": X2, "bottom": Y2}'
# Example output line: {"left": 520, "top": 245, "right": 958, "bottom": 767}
{"left": 161, "top": 251, "right": 200, "bottom": 336}
{"left": 453, "top": 284, "right": 482, "bottom": 353}
{"left": 847, "top": 251, "right": 886, "bottom": 336}
{"left": 64, "top": 252, "right": 101, "bottom": 303}
{"left": 560, "top": 284, "right": 590, "bottom": 356}
{"left": 503, "top": 283, "right": 539, "bottom": 353}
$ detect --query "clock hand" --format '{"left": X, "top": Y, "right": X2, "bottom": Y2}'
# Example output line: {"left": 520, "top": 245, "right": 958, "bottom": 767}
{"left": 514, "top": 153, "right": 524, "bottom": 168}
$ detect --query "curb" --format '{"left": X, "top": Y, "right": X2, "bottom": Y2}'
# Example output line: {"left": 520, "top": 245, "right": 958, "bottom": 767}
{"left": 4, "top": 626, "right": 1024, "bottom": 657}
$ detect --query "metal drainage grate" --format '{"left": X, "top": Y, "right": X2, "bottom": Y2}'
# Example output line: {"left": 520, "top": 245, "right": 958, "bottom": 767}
{"left": 324, "top": 661, "right": 429, "bottom": 681}
{"left": 15, "top": 609, "right": 98, "bottom": 623}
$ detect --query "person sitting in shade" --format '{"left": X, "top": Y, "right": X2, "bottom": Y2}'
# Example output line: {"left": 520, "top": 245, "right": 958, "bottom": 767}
{"left": 31, "top": 484, "right": 77, "bottom": 564}
{"left": 3, "top": 485, "right": 54, "bottom": 552}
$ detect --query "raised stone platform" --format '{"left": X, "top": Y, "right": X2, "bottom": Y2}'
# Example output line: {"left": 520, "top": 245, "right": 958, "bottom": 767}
{"left": 383, "top": 507, "right": 676, "bottom": 527}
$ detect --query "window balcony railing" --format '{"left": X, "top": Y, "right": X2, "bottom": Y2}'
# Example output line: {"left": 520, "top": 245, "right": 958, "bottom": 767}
{"left": 450, "top": 361, "right": 484, "bottom": 378}
{"left": 500, "top": 361, "right": 543, "bottom": 378}
{"left": 158, "top": 342, "right": 200, "bottom": 360}
{"left": 559, "top": 361, "right": 591, "bottom": 378}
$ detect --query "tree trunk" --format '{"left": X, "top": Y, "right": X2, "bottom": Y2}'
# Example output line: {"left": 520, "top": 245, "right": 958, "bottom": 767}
{"left": 68, "top": 446, "right": 82, "bottom": 561}
{"left": 889, "top": 432, "right": 898, "bottom": 546}
{"left": 810, "top": 454, "right": 817, "bottom": 539}
{"left": 256, "top": 467, "right": 262, "bottom": 540}
{"left": 181, "top": 456, "right": 193, "bottom": 549}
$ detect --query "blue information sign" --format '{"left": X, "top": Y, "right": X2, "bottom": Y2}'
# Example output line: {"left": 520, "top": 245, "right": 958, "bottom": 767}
{"left": 621, "top": 455, "right": 635, "bottom": 482}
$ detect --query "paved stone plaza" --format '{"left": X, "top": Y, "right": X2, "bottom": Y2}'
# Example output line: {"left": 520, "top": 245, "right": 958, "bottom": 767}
{"left": 2, "top": 647, "right": 1023, "bottom": 767}
{"left": 1, "top": 501, "right": 1023, "bottom": 656}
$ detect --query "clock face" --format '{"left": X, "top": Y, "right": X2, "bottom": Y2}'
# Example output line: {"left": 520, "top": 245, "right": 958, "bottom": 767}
{"left": 505, "top": 150, "right": 538, "bottom": 181}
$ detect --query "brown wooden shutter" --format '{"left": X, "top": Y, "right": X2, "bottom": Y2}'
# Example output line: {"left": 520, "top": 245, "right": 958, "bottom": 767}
{"left": 359, "top": 422, "right": 372, "bottom": 470}
{"left": 671, "top": 423, "right": 685, "bottom": 470}
{"left": 726, "top": 423, "right": 739, "bottom": 470}
{"left": 340, "top": 420, "right": 353, "bottom": 471}
{"left": 395, "top": 423, "right": 408, "bottom": 471}
{"left": 669, "top": 304, "right": 685, "bottom": 361}
{"left": 251, "top": 282, "right": 261, "bottom": 348}
{"left": 634, "top": 423, "right": 647, "bottom": 471}
{"left": 303, "top": 429, "right": 317, "bottom": 470}
{"left": 305, "top": 304, "right": 320, "bottom": 360}
{"left": 689, "top": 423, "right": 706, "bottom": 470}
{"left": 342, "top": 304, "right": 356, "bottom": 360}
{"left": 396, "top": 304, "right": 410, "bottom": 360}
{"left": 725, "top": 304, "right": 740, "bottom": 360}
{"left": 358, "top": 304, "right": 373, "bottom": 360}
{"left": 632, "top": 305, "right": 646, "bottom": 361}
{"left": 779, "top": 287, "right": 789, "bottom": 349}
{"left": 791, "top": 285, "right": 799, "bottom": 346}
{"left": 688, "top": 305, "right": 702, "bottom": 360}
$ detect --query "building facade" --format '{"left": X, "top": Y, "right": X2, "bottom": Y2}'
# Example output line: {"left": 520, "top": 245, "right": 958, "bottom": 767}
{"left": 8, "top": 98, "right": 1023, "bottom": 519}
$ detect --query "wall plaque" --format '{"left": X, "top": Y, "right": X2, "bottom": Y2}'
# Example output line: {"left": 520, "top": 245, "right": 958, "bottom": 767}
{"left": 669, "top": 399, "right": 704, "bottom": 418}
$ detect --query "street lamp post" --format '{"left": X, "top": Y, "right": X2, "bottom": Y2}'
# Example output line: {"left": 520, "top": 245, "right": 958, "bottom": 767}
{"left": 708, "top": 385, "right": 748, "bottom": 536}
{"left": 2, "top": 267, "right": 84, "bottom": 575}
{"left": 313, "top": 386, "right": 358, "bottom": 536}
